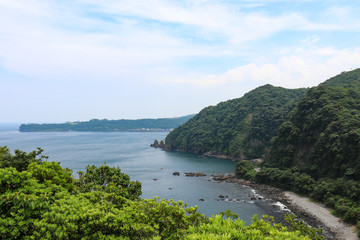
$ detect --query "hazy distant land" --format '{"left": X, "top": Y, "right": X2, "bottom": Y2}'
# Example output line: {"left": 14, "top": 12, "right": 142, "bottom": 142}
{"left": 19, "top": 115, "right": 195, "bottom": 132}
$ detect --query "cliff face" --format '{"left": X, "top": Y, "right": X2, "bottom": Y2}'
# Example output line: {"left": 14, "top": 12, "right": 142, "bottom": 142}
{"left": 165, "top": 84, "right": 307, "bottom": 159}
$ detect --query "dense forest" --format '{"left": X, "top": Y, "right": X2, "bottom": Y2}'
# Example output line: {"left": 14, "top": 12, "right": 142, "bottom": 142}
{"left": 19, "top": 115, "right": 195, "bottom": 132}
{"left": 232, "top": 69, "right": 360, "bottom": 237}
{"left": 266, "top": 84, "right": 360, "bottom": 179}
{"left": 0, "top": 147, "right": 322, "bottom": 239}
{"left": 165, "top": 85, "right": 307, "bottom": 159}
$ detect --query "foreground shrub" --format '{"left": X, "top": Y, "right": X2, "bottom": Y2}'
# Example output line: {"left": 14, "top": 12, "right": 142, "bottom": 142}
{"left": 0, "top": 147, "right": 324, "bottom": 239}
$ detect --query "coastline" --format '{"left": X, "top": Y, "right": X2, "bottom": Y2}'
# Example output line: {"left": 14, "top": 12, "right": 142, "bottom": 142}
{"left": 202, "top": 152, "right": 242, "bottom": 161}
{"left": 212, "top": 174, "right": 359, "bottom": 240}
{"left": 284, "top": 191, "right": 358, "bottom": 240}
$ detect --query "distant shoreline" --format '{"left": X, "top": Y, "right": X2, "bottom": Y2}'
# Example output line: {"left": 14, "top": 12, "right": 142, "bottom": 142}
{"left": 18, "top": 115, "right": 195, "bottom": 132}
{"left": 19, "top": 128, "right": 172, "bottom": 133}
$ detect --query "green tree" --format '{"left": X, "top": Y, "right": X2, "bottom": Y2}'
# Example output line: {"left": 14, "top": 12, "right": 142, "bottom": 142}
{"left": 76, "top": 164, "right": 142, "bottom": 200}
{"left": 0, "top": 146, "right": 47, "bottom": 172}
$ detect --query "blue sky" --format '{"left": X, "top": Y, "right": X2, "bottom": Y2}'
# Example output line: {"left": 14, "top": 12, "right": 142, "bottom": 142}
{"left": 1, "top": 0, "right": 359, "bottom": 123}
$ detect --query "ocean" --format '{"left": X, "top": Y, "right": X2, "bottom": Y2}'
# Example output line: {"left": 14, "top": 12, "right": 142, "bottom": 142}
{"left": 0, "top": 126, "right": 282, "bottom": 224}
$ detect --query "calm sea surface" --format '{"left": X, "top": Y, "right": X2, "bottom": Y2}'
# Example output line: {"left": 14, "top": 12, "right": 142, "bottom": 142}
{"left": 0, "top": 126, "right": 282, "bottom": 224}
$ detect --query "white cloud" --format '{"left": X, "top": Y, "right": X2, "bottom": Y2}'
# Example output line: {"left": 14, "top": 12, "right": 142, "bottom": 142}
{"left": 161, "top": 47, "right": 360, "bottom": 88}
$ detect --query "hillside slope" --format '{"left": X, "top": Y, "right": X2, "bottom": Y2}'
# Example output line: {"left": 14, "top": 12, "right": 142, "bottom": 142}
{"left": 265, "top": 68, "right": 360, "bottom": 180}
{"left": 321, "top": 68, "right": 360, "bottom": 88}
{"left": 165, "top": 85, "right": 307, "bottom": 159}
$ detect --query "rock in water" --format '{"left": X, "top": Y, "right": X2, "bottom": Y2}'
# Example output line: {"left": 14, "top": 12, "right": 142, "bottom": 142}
{"left": 184, "top": 172, "right": 206, "bottom": 177}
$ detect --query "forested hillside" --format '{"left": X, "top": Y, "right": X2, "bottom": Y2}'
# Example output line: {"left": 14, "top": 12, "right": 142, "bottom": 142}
{"left": 266, "top": 69, "right": 360, "bottom": 180}
{"left": 321, "top": 68, "right": 360, "bottom": 88}
{"left": 165, "top": 85, "right": 307, "bottom": 159}
{"left": 236, "top": 68, "right": 360, "bottom": 237}
{"left": 19, "top": 115, "right": 194, "bottom": 132}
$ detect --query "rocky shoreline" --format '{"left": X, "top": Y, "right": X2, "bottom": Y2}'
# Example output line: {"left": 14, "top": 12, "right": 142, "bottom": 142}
{"left": 202, "top": 152, "right": 242, "bottom": 161}
{"left": 150, "top": 140, "right": 245, "bottom": 161}
{"left": 155, "top": 143, "right": 358, "bottom": 239}
{"left": 211, "top": 173, "right": 349, "bottom": 240}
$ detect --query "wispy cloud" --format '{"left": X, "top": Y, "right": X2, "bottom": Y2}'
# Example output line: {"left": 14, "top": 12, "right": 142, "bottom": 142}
{"left": 163, "top": 46, "right": 360, "bottom": 88}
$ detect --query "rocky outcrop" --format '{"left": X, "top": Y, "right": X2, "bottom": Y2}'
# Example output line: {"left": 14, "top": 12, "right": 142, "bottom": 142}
{"left": 151, "top": 139, "right": 168, "bottom": 149}
{"left": 211, "top": 173, "right": 234, "bottom": 181}
{"left": 218, "top": 194, "right": 228, "bottom": 198}
{"left": 184, "top": 172, "right": 206, "bottom": 177}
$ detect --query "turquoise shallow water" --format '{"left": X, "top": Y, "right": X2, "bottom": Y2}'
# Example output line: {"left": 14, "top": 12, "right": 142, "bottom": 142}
{"left": 0, "top": 129, "right": 282, "bottom": 223}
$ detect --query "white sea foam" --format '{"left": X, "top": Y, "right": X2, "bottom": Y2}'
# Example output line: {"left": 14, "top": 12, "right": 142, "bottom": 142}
{"left": 271, "top": 201, "right": 291, "bottom": 212}
{"left": 250, "top": 189, "right": 264, "bottom": 200}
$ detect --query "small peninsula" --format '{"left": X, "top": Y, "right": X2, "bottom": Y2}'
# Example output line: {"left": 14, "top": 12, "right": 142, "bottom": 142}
{"left": 19, "top": 115, "right": 195, "bottom": 132}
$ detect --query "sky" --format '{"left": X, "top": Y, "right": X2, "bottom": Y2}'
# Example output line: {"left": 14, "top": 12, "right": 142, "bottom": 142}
{"left": 1, "top": 0, "right": 360, "bottom": 123}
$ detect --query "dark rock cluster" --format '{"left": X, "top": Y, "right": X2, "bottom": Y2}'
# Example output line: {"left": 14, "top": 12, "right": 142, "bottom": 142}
{"left": 184, "top": 172, "right": 206, "bottom": 177}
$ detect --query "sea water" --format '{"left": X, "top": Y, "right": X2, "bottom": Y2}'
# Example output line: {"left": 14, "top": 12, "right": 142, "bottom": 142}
{"left": 0, "top": 127, "right": 282, "bottom": 224}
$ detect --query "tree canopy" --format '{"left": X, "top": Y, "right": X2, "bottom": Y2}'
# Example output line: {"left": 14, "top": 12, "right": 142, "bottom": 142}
{"left": 165, "top": 84, "right": 307, "bottom": 159}
{"left": 266, "top": 74, "right": 360, "bottom": 180}
{"left": 234, "top": 68, "right": 360, "bottom": 237}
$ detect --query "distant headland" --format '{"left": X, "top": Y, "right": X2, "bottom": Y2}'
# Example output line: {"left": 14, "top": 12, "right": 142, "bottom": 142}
{"left": 19, "top": 115, "right": 195, "bottom": 132}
